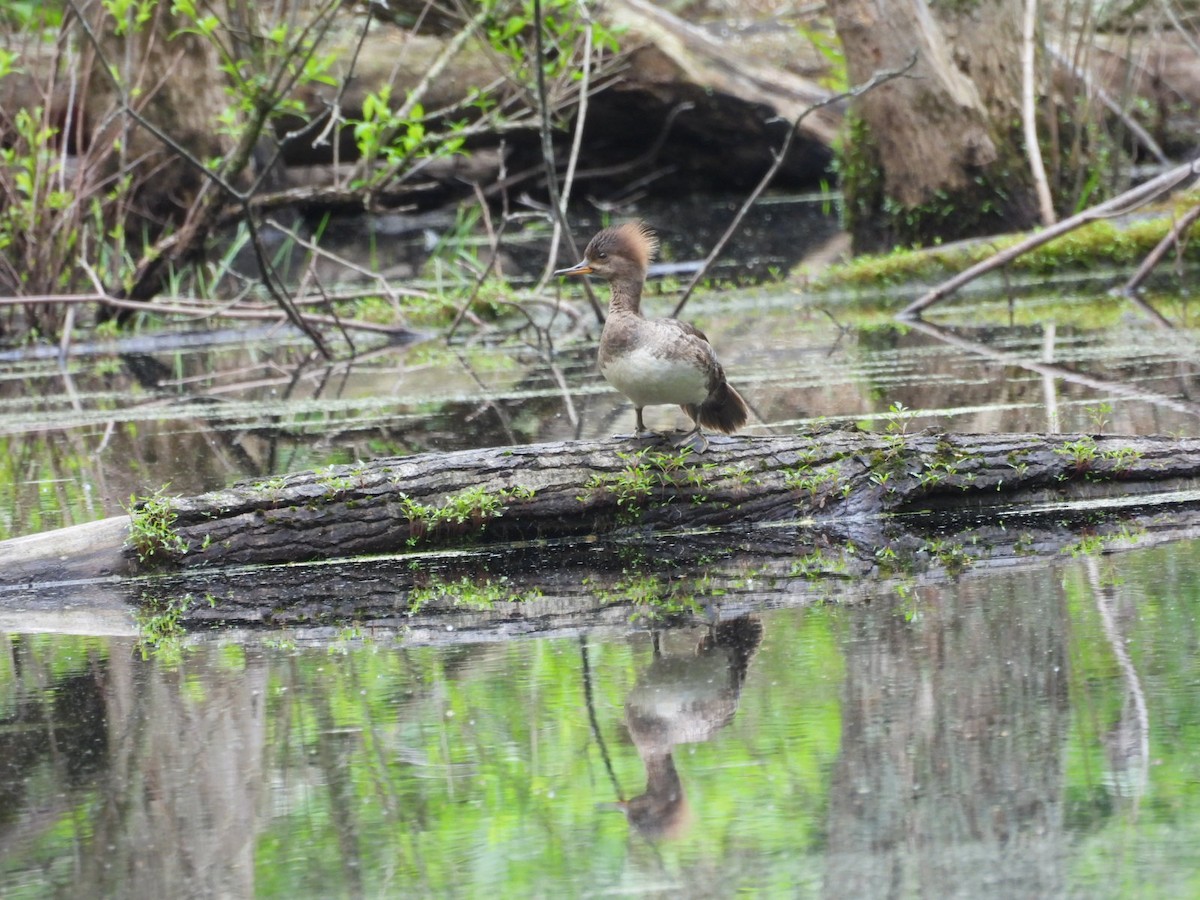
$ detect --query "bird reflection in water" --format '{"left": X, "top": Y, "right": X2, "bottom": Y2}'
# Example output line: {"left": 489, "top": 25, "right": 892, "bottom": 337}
{"left": 612, "top": 615, "right": 763, "bottom": 840}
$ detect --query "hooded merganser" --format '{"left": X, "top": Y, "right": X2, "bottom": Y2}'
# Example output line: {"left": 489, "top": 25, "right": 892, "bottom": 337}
{"left": 555, "top": 222, "right": 749, "bottom": 451}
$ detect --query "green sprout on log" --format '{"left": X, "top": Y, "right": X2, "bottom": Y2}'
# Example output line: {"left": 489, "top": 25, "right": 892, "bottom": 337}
{"left": 125, "top": 487, "right": 188, "bottom": 562}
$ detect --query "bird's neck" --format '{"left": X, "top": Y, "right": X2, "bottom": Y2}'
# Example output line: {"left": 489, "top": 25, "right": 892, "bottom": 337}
{"left": 607, "top": 275, "right": 645, "bottom": 317}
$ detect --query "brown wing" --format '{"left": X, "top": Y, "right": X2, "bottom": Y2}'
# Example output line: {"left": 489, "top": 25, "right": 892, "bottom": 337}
{"left": 656, "top": 317, "right": 710, "bottom": 344}
{"left": 651, "top": 317, "right": 727, "bottom": 391}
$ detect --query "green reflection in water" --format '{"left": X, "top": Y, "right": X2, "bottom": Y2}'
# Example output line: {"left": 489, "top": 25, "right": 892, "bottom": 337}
{"left": 4, "top": 543, "right": 1200, "bottom": 895}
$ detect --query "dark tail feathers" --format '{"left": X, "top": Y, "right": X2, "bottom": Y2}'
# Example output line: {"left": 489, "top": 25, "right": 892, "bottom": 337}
{"left": 693, "top": 381, "right": 749, "bottom": 434}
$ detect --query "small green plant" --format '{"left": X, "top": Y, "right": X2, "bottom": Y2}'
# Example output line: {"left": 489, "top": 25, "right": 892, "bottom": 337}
{"left": 399, "top": 484, "right": 536, "bottom": 547}
{"left": 316, "top": 466, "right": 355, "bottom": 498}
{"left": 1101, "top": 445, "right": 1142, "bottom": 472}
{"left": 916, "top": 468, "right": 944, "bottom": 489}
{"left": 580, "top": 447, "right": 708, "bottom": 512}
{"left": 883, "top": 401, "right": 915, "bottom": 435}
{"left": 1085, "top": 401, "right": 1113, "bottom": 434}
{"left": 134, "top": 592, "right": 215, "bottom": 661}
{"left": 125, "top": 487, "right": 188, "bottom": 562}
{"left": 1055, "top": 437, "right": 1099, "bottom": 470}
{"left": 785, "top": 467, "right": 839, "bottom": 497}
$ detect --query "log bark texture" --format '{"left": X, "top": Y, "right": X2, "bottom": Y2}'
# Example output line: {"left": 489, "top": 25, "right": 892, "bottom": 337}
{"left": 4, "top": 430, "right": 1200, "bottom": 634}
{"left": 3, "top": 430, "right": 1194, "bottom": 576}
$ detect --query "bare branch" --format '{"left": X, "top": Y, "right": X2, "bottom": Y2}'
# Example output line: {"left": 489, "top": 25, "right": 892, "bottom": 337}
{"left": 670, "top": 54, "right": 917, "bottom": 319}
{"left": 899, "top": 157, "right": 1200, "bottom": 318}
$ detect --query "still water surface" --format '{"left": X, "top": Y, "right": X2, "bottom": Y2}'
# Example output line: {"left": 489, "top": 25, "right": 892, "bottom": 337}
{"left": 2, "top": 547, "right": 1199, "bottom": 897}
{"left": 3, "top": 285, "right": 1200, "bottom": 896}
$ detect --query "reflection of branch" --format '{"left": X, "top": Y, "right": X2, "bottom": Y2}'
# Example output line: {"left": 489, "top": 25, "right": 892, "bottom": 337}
{"left": 900, "top": 156, "right": 1200, "bottom": 318}
{"left": 453, "top": 350, "right": 518, "bottom": 445}
{"left": 670, "top": 54, "right": 917, "bottom": 318}
{"left": 905, "top": 317, "right": 1200, "bottom": 419}
{"left": 580, "top": 636, "right": 625, "bottom": 802}
{"left": 1085, "top": 556, "right": 1149, "bottom": 801}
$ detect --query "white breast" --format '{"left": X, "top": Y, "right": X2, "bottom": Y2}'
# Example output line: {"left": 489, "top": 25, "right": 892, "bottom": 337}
{"left": 600, "top": 346, "right": 710, "bottom": 407}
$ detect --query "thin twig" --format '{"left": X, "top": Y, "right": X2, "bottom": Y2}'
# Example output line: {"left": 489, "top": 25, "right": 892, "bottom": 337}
{"left": 670, "top": 55, "right": 917, "bottom": 318}
{"left": 1120, "top": 202, "right": 1200, "bottom": 302}
{"left": 264, "top": 217, "right": 414, "bottom": 308}
{"left": 537, "top": 12, "right": 593, "bottom": 293}
{"left": 532, "top": 0, "right": 604, "bottom": 323}
{"left": 446, "top": 182, "right": 512, "bottom": 341}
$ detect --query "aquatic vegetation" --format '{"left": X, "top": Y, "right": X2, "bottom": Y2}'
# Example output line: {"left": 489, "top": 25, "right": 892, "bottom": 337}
{"left": 133, "top": 591, "right": 216, "bottom": 663}
{"left": 407, "top": 575, "right": 540, "bottom": 615}
{"left": 125, "top": 488, "right": 188, "bottom": 562}
{"left": 400, "top": 484, "right": 536, "bottom": 547}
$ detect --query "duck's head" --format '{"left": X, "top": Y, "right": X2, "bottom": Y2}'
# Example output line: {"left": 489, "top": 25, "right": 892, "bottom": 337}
{"left": 555, "top": 221, "right": 659, "bottom": 283}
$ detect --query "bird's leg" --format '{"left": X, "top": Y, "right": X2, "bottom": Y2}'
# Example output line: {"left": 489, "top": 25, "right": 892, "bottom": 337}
{"left": 634, "top": 408, "right": 661, "bottom": 440}
{"left": 672, "top": 407, "right": 708, "bottom": 452}
{"left": 613, "top": 407, "right": 663, "bottom": 442}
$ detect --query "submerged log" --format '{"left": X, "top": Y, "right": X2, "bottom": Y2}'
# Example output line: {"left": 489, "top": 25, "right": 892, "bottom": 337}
{"left": 5, "top": 430, "right": 1200, "bottom": 584}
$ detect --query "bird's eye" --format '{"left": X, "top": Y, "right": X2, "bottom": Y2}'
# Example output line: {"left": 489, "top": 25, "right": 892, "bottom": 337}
{"left": 597, "top": 251, "right": 607, "bottom": 259}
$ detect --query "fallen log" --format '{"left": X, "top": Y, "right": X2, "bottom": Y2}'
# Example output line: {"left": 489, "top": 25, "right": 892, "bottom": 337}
{"left": 4, "top": 428, "right": 1200, "bottom": 637}
{"left": 2, "top": 471, "right": 1197, "bottom": 638}
{"left": 4, "top": 430, "right": 1200, "bottom": 582}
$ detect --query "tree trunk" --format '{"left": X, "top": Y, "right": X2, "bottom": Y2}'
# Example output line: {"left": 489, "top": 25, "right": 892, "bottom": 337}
{"left": 828, "top": 0, "right": 1041, "bottom": 250}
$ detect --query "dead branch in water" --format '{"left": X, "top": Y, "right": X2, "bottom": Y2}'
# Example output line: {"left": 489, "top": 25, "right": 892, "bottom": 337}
{"left": 898, "top": 157, "right": 1200, "bottom": 318}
